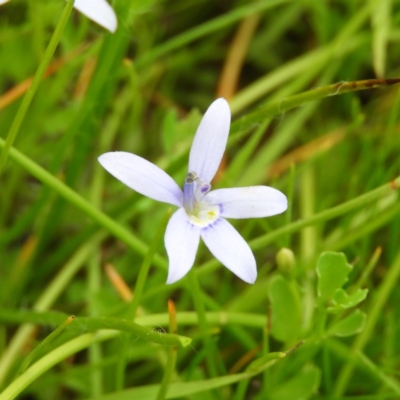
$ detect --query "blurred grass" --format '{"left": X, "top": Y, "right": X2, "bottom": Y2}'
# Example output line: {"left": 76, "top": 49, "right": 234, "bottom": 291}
{"left": 1, "top": 0, "right": 400, "bottom": 399}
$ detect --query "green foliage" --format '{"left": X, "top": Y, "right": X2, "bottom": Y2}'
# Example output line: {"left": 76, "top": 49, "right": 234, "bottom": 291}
{"left": 1, "top": 0, "right": 400, "bottom": 399}
{"left": 316, "top": 252, "right": 352, "bottom": 302}
{"left": 314, "top": 251, "right": 369, "bottom": 341}
{"left": 328, "top": 310, "right": 367, "bottom": 337}
{"left": 267, "top": 365, "right": 321, "bottom": 400}
{"left": 268, "top": 274, "right": 302, "bottom": 343}
{"left": 246, "top": 352, "right": 286, "bottom": 372}
{"left": 331, "top": 288, "right": 369, "bottom": 311}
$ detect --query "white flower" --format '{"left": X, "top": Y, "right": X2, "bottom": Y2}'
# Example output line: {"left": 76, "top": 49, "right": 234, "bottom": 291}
{"left": 0, "top": 0, "right": 117, "bottom": 33}
{"left": 99, "top": 99, "right": 288, "bottom": 284}
{"left": 73, "top": 0, "right": 117, "bottom": 33}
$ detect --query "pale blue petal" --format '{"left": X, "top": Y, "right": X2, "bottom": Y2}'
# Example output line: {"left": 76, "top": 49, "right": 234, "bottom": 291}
{"left": 201, "top": 218, "right": 257, "bottom": 283}
{"left": 99, "top": 152, "right": 182, "bottom": 207}
{"left": 188, "top": 98, "right": 230, "bottom": 183}
{"left": 165, "top": 208, "right": 200, "bottom": 284}
{"left": 206, "top": 186, "right": 288, "bottom": 219}
{"left": 73, "top": 0, "right": 117, "bottom": 33}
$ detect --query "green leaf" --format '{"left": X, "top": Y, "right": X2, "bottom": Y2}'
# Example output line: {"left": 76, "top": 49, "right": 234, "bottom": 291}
{"left": 17, "top": 315, "right": 75, "bottom": 375}
{"left": 316, "top": 252, "right": 352, "bottom": 302}
{"left": 83, "top": 373, "right": 250, "bottom": 400}
{"left": 330, "top": 288, "right": 369, "bottom": 310}
{"left": 76, "top": 316, "right": 192, "bottom": 347}
{"left": 268, "top": 274, "right": 302, "bottom": 342}
{"left": 370, "top": 0, "right": 390, "bottom": 77}
{"left": 161, "top": 109, "right": 177, "bottom": 154}
{"left": 246, "top": 352, "right": 286, "bottom": 372}
{"left": 328, "top": 310, "right": 367, "bottom": 337}
{"left": 83, "top": 353, "right": 286, "bottom": 400}
{"left": 268, "top": 365, "right": 321, "bottom": 400}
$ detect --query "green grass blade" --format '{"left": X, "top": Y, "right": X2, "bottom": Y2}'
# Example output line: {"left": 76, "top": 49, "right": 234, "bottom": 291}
{"left": 0, "top": 0, "right": 74, "bottom": 174}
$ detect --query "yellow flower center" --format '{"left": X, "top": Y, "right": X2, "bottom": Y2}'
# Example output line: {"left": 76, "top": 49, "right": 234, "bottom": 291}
{"left": 187, "top": 202, "right": 220, "bottom": 228}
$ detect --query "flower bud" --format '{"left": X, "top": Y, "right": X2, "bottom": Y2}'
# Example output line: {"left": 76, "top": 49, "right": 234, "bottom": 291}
{"left": 276, "top": 248, "right": 295, "bottom": 275}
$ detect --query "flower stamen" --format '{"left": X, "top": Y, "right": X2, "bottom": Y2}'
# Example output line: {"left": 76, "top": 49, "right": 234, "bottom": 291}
{"left": 183, "top": 171, "right": 219, "bottom": 227}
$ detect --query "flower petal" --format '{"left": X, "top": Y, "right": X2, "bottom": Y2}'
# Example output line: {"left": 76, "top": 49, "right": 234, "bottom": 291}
{"left": 189, "top": 98, "right": 230, "bottom": 183}
{"left": 99, "top": 152, "right": 182, "bottom": 207}
{"left": 165, "top": 208, "right": 200, "bottom": 284}
{"left": 201, "top": 218, "right": 257, "bottom": 283}
{"left": 206, "top": 186, "right": 288, "bottom": 219}
{"left": 73, "top": 0, "right": 117, "bottom": 33}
